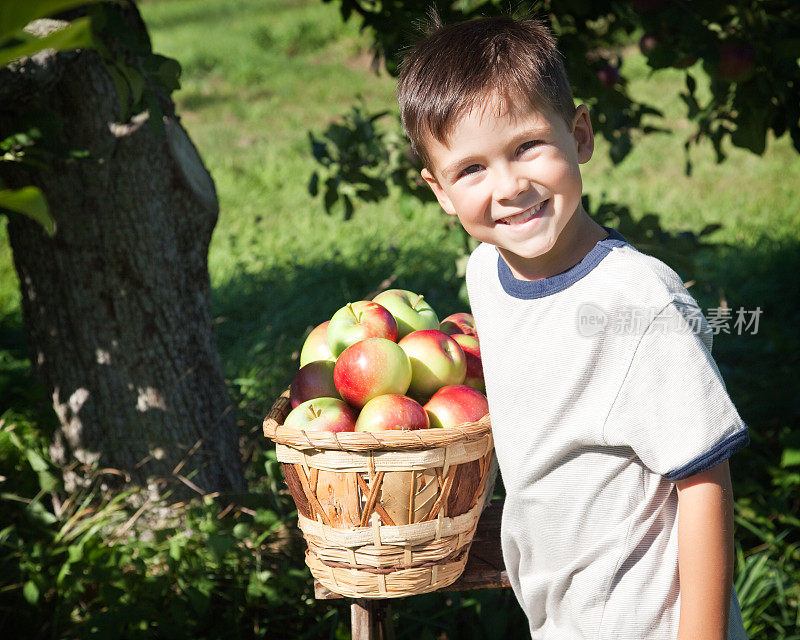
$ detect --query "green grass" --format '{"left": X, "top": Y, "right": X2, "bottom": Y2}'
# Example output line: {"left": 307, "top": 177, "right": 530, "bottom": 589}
{"left": 1, "top": 0, "right": 799, "bottom": 637}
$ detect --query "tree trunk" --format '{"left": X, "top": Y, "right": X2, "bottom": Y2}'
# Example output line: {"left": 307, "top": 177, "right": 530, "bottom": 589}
{"left": 0, "top": 13, "right": 244, "bottom": 496}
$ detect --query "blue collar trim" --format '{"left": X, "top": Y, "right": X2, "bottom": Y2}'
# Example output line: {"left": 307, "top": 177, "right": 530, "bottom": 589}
{"left": 496, "top": 226, "right": 628, "bottom": 299}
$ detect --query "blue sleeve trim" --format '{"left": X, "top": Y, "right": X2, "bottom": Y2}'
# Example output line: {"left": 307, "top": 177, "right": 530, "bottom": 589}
{"left": 664, "top": 427, "right": 750, "bottom": 481}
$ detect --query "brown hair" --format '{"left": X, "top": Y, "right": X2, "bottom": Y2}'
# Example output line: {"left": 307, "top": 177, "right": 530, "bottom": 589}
{"left": 397, "top": 15, "right": 576, "bottom": 171}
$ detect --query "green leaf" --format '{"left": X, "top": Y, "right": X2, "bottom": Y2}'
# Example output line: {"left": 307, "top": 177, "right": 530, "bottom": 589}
{"left": 154, "top": 55, "right": 181, "bottom": 94}
{"left": 0, "top": 16, "right": 95, "bottom": 67}
{"left": 119, "top": 64, "right": 145, "bottom": 108}
{"left": 22, "top": 580, "right": 39, "bottom": 604}
{"left": 106, "top": 66, "right": 131, "bottom": 121}
{"left": 168, "top": 535, "right": 184, "bottom": 561}
{"left": 0, "top": 0, "right": 105, "bottom": 41}
{"left": 26, "top": 448, "right": 48, "bottom": 472}
{"left": 26, "top": 499, "right": 57, "bottom": 525}
{"left": 36, "top": 470, "right": 57, "bottom": 492}
{"left": 67, "top": 544, "right": 84, "bottom": 563}
{"left": 207, "top": 534, "right": 234, "bottom": 560}
{"left": 731, "top": 109, "right": 767, "bottom": 155}
{"left": 781, "top": 448, "right": 800, "bottom": 467}
{"left": 56, "top": 561, "right": 71, "bottom": 586}
{"left": 0, "top": 186, "right": 55, "bottom": 235}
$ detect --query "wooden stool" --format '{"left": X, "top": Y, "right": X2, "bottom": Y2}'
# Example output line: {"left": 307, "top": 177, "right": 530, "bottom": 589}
{"left": 314, "top": 499, "right": 509, "bottom": 640}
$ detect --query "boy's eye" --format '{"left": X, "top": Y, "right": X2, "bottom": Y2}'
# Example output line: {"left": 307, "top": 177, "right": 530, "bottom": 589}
{"left": 518, "top": 140, "right": 543, "bottom": 154}
{"left": 458, "top": 164, "right": 483, "bottom": 178}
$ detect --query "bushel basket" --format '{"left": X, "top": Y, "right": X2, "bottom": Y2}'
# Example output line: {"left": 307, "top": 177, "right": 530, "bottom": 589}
{"left": 263, "top": 389, "right": 496, "bottom": 599}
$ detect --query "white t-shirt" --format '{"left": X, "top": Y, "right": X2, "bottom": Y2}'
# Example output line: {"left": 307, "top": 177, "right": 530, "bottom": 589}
{"left": 465, "top": 228, "right": 750, "bottom": 640}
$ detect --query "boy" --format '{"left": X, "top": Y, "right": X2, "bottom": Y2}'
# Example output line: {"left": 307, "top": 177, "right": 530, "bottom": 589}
{"left": 397, "top": 16, "right": 750, "bottom": 640}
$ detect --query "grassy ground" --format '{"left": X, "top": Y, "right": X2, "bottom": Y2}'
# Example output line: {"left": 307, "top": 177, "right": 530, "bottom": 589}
{"left": 1, "top": 0, "right": 798, "bottom": 637}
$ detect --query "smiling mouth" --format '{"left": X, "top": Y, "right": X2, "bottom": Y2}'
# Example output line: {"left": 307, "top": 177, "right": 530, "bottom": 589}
{"left": 497, "top": 199, "right": 548, "bottom": 225}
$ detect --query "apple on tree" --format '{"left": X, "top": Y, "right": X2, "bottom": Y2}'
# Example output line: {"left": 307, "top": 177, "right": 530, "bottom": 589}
{"left": 398, "top": 329, "right": 466, "bottom": 400}
{"left": 439, "top": 312, "right": 477, "bottom": 338}
{"left": 299, "top": 321, "right": 336, "bottom": 367}
{"left": 333, "top": 337, "right": 412, "bottom": 407}
{"left": 327, "top": 301, "right": 398, "bottom": 357}
{"left": 596, "top": 62, "right": 620, "bottom": 88}
{"left": 450, "top": 333, "right": 485, "bottom": 393}
{"left": 290, "top": 360, "right": 340, "bottom": 409}
{"left": 372, "top": 289, "right": 439, "bottom": 338}
{"left": 355, "top": 394, "right": 429, "bottom": 432}
{"left": 284, "top": 397, "right": 357, "bottom": 433}
{"left": 424, "top": 385, "right": 489, "bottom": 429}
{"left": 718, "top": 42, "right": 756, "bottom": 83}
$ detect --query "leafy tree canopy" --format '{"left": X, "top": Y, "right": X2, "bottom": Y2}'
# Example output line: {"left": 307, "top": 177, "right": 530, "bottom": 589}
{"left": 325, "top": 0, "right": 800, "bottom": 164}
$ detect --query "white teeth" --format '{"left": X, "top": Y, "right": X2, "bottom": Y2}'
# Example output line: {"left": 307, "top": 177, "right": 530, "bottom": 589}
{"left": 499, "top": 200, "right": 545, "bottom": 225}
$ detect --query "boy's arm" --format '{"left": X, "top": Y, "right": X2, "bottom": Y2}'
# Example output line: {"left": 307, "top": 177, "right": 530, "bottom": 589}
{"left": 674, "top": 460, "right": 734, "bottom": 640}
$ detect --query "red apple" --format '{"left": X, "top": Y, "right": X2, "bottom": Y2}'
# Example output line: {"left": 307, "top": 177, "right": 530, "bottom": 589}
{"left": 290, "top": 360, "right": 340, "bottom": 409}
{"left": 355, "top": 394, "right": 429, "bottom": 432}
{"left": 638, "top": 33, "right": 658, "bottom": 55}
{"left": 439, "top": 312, "right": 477, "bottom": 338}
{"left": 597, "top": 63, "right": 620, "bottom": 88}
{"left": 450, "top": 333, "right": 485, "bottom": 393}
{"left": 283, "top": 397, "right": 357, "bottom": 433}
{"left": 327, "top": 301, "right": 398, "bottom": 357}
{"left": 718, "top": 43, "right": 756, "bottom": 82}
{"left": 632, "top": 0, "right": 665, "bottom": 13}
{"left": 398, "top": 330, "right": 466, "bottom": 400}
{"left": 333, "top": 337, "right": 412, "bottom": 408}
{"left": 299, "top": 321, "right": 336, "bottom": 367}
{"left": 372, "top": 289, "right": 439, "bottom": 338}
{"left": 424, "top": 385, "right": 489, "bottom": 429}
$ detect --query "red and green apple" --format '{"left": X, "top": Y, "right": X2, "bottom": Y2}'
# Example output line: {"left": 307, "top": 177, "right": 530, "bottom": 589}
{"left": 439, "top": 312, "right": 478, "bottom": 338}
{"left": 424, "top": 385, "right": 489, "bottom": 429}
{"left": 355, "top": 394, "right": 429, "bottom": 432}
{"left": 398, "top": 329, "right": 466, "bottom": 400}
{"left": 450, "top": 333, "right": 485, "bottom": 393}
{"left": 289, "top": 360, "right": 340, "bottom": 409}
{"left": 327, "top": 301, "right": 398, "bottom": 357}
{"left": 333, "top": 337, "right": 412, "bottom": 408}
{"left": 299, "top": 321, "right": 336, "bottom": 367}
{"left": 283, "top": 397, "right": 357, "bottom": 433}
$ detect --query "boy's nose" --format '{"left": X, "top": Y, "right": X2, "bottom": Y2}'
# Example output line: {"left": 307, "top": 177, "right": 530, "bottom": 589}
{"left": 494, "top": 167, "right": 529, "bottom": 202}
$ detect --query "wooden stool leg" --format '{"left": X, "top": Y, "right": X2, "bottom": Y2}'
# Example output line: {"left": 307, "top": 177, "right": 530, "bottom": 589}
{"left": 351, "top": 599, "right": 394, "bottom": 640}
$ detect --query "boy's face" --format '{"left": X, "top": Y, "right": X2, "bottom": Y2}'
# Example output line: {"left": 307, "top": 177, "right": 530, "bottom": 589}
{"left": 421, "top": 98, "right": 594, "bottom": 275}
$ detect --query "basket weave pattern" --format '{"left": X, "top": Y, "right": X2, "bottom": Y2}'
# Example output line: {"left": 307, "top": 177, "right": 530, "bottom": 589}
{"left": 263, "top": 390, "right": 496, "bottom": 598}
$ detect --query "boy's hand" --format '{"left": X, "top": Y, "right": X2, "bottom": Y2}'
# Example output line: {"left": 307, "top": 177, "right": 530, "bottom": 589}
{"left": 674, "top": 460, "right": 734, "bottom": 640}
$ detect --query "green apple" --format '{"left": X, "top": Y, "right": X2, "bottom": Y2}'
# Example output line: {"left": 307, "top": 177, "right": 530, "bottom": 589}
{"left": 398, "top": 330, "right": 466, "bottom": 400}
{"left": 372, "top": 289, "right": 439, "bottom": 338}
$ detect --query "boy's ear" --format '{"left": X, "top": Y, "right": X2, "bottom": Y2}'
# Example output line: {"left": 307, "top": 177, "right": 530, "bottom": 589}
{"left": 572, "top": 104, "right": 594, "bottom": 164}
{"left": 421, "top": 168, "right": 457, "bottom": 216}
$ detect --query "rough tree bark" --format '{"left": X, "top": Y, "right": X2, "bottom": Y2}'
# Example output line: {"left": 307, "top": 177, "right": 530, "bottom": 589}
{"left": 0, "top": 10, "right": 244, "bottom": 496}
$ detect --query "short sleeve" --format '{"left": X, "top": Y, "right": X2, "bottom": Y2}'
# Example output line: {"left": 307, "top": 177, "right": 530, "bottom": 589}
{"left": 602, "top": 300, "right": 749, "bottom": 480}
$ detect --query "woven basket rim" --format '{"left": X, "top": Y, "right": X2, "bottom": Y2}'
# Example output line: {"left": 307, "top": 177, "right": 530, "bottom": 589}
{"left": 263, "top": 388, "right": 491, "bottom": 451}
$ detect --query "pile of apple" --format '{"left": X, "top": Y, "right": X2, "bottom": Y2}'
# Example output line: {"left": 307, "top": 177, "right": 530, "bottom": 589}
{"left": 283, "top": 289, "right": 488, "bottom": 433}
